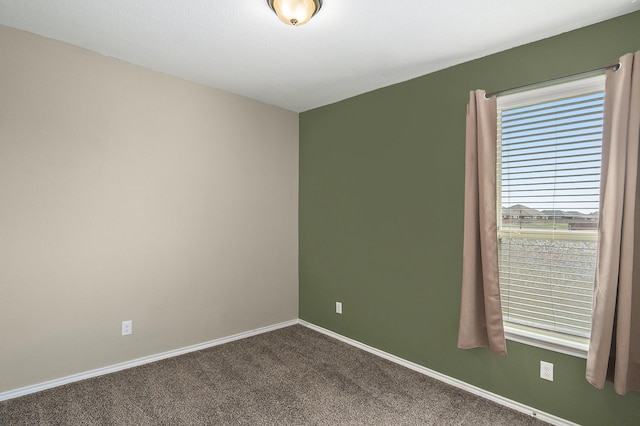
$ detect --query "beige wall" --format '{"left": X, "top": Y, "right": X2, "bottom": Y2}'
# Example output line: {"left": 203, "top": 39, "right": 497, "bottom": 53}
{"left": 0, "top": 25, "right": 299, "bottom": 393}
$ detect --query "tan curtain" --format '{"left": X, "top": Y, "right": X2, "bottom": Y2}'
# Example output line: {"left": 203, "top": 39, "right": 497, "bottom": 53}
{"left": 457, "top": 90, "right": 507, "bottom": 356}
{"left": 586, "top": 52, "right": 640, "bottom": 395}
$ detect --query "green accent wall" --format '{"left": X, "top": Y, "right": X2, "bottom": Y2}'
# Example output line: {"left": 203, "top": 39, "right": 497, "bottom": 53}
{"left": 299, "top": 11, "right": 640, "bottom": 426}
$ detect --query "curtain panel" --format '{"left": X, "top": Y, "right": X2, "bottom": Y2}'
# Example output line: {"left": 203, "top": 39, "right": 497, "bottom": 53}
{"left": 587, "top": 51, "right": 640, "bottom": 395}
{"left": 457, "top": 90, "right": 507, "bottom": 356}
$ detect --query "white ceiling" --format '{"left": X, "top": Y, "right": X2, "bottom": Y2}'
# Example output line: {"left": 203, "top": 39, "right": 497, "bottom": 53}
{"left": 1, "top": 1, "right": 638, "bottom": 112}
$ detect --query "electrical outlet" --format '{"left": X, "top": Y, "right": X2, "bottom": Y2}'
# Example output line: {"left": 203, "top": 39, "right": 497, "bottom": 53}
{"left": 121, "top": 320, "right": 133, "bottom": 336}
{"left": 336, "top": 301, "right": 342, "bottom": 314}
{"left": 540, "top": 361, "right": 553, "bottom": 381}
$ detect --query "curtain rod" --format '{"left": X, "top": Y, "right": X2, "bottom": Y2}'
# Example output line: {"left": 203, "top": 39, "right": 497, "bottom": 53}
{"left": 485, "top": 62, "right": 620, "bottom": 98}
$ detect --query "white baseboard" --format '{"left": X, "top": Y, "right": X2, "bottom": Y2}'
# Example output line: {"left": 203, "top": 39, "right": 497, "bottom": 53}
{"left": 0, "top": 319, "right": 297, "bottom": 402}
{"left": 0, "top": 317, "right": 579, "bottom": 426}
{"left": 299, "top": 320, "right": 579, "bottom": 426}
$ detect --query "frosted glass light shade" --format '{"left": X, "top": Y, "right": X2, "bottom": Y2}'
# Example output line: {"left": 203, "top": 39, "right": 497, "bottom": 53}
{"left": 267, "top": 0, "right": 322, "bottom": 26}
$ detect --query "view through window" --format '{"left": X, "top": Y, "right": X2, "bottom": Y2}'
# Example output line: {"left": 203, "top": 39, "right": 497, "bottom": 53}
{"left": 497, "top": 76, "right": 605, "bottom": 350}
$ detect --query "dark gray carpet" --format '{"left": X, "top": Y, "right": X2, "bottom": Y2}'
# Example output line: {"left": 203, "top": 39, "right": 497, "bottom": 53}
{"left": 1, "top": 325, "right": 546, "bottom": 425}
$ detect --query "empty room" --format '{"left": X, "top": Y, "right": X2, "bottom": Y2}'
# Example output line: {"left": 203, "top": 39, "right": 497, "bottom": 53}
{"left": 1, "top": 1, "right": 640, "bottom": 425}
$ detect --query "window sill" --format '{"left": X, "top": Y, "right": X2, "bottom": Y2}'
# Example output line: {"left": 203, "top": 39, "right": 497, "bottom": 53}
{"left": 504, "top": 323, "right": 589, "bottom": 359}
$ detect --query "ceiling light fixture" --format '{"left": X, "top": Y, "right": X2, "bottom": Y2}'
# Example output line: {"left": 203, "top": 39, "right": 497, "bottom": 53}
{"left": 266, "top": 0, "right": 323, "bottom": 26}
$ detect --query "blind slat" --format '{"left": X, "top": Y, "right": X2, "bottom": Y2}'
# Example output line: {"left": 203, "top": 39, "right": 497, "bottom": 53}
{"left": 500, "top": 132, "right": 603, "bottom": 149}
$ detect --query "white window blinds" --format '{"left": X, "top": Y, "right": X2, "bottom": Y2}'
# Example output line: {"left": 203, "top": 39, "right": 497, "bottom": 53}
{"left": 497, "top": 76, "right": 605, "bottom": 339}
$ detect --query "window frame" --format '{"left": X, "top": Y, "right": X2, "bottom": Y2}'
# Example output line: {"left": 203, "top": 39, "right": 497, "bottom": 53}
{"left": 496, "top": 75, "right": 606, "bottom": 358}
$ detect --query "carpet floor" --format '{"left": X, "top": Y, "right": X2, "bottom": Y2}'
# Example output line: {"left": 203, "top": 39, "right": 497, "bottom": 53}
{"left": 0, "top": 325, "right": 546, "bottom": 425}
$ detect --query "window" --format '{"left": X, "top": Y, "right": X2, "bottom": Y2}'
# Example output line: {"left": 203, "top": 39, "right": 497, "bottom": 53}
{"left": 497, "top": 76, "right": 605, "bottom": 357}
